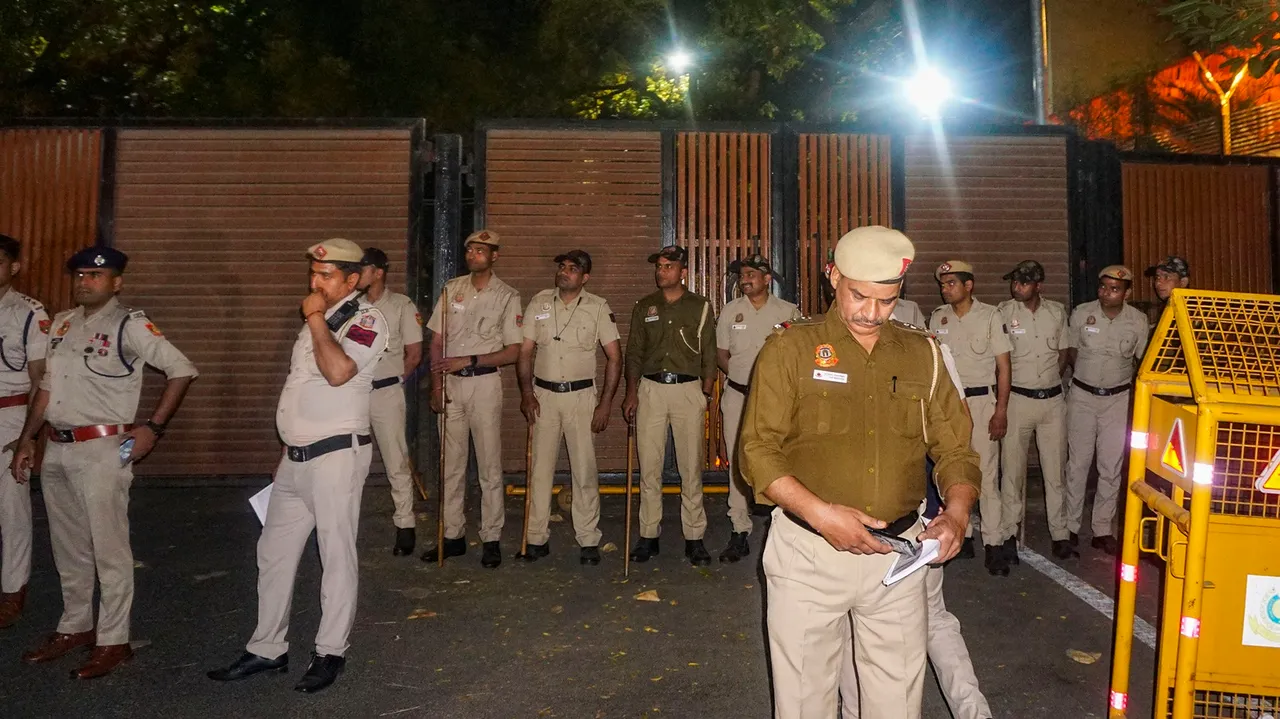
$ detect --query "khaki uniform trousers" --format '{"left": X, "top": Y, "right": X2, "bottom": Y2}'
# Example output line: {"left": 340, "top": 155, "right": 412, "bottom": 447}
{"left": 1001, "top": 393, "right": 1068, "bottom": 542}
{"left": 838, "top": 566, "right": 991, "bottom": 719}
{"left": 719, "top": 385, "right": 753, "bottom": 535}
{"left": 248, "top": 441, "right": 371, "bottom": 659}
{"left": 442, "top": 373, "right": 505, "bottom": 543}
{"left": 527, "top": 386, "right": 602, "bottom": 547}
{"left": 42, "top": 436, "right": 135, "bottom": 646}
{"left": 0, "top": 406, "right": 31, "bottom": 593}
{"left": 636, "top": 378, "right": 707, "bottom": 540}
{"left": 966, "top": 394, "right": 1002, "bottom": 546}
{"left": 765, "top": 509, "right": 928, "bottom": 719}
{"left": 1066, "top": 386, "right": 1130, "bottom": 537}
{"left": 370, "top": 384, "right": 415, "bottom": 530}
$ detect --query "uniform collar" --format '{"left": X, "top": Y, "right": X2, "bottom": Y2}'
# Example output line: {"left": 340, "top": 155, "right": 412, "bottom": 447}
{"left": 325, "top": 291, "right": 362, "bottom": 319}
{"left": 821, "top": 310, "right": 905, "bottom": 349}
{"left": 78, "top": 296, "right": 121, "bottom": 322}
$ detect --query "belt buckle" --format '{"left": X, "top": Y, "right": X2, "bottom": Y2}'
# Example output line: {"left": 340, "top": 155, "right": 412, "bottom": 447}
{"left": 1034, "top": 390, "right": 1047, "bottom": 399}
{"left": 557, "top": 381, "right": 570, "bottom": 392}
{"left": 54, "top": 429, "right": 73, "bottom": 443}
{"left": 288, "top": 446, "right": 305, "bottom": 462}
{"left": 662, "top": 372, "right": 676, "bottom": 384}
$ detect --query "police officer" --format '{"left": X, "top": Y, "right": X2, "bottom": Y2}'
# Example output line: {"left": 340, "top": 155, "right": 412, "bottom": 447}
{"left": 1065, "top": 265, "right": 1149, "bottom": 556}
{"left": 357, "top": 248, "right": 424, "bottom": 556}
{"left": 0, "top": 235, "right": 48, "bottom": 630}
{"left": 422, "top": 230, "right": 522, "bottom": 569}
{"left": 997, "top": 261, "right": 1071, "bottom": 560}
{"left": 929, "top": 261, "right": 1012, "bottom": 575}
{"left": 740, "top": 226, "right": 980, "bottom": 719}
{"left": 622, "top": 245, "right": 717, "bottom": 566}
{"left": 208, "top": 238, "right": 387, "bottom": 693}
{"left": 1144, "top": 255, "right": 1190, "bottom": 326}
{"left": 516, "top": 250, "right": 622, "bottom": 565}
{"left": 891, "top": 284, "right": 926, "bottom": 327}
{"left": 13, "top": 246, "right": 197, "bottom": 680}
{"left": 715, "top": 253, "right": 798, "bottom": 563}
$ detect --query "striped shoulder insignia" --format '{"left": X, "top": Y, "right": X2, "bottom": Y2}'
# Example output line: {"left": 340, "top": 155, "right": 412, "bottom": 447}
{"left": 772, "top": 315, "right": 821, "bottom": 336}
{"left": 890, "top": 318, "right": 930, "bottom": 335}
{"left": 128, "top": 309, "right": 148, "bottom": 320}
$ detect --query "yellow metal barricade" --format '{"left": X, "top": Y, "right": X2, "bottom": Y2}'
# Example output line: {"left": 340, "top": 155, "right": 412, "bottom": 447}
{"left": 1110, "top": 289, "right": 1280, "bottom": 719}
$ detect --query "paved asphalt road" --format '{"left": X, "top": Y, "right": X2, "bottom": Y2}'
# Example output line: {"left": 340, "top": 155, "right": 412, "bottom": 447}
{"left": 0, "top": 475, "right": 1158, "bottom": 718}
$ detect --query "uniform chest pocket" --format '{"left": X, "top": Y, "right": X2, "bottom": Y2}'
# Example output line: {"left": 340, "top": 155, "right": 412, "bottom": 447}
{"left": 796, "top": 390, "right": 852, "bottom": 435}
{"left": 475, "top": 309, "right": 503, "bottom": 340}
{"left": 1009, "top": 330, "right": 1031, "bottom": 357}
{"left": 968, "top": 331, "right": 990, "bottom": 356}
{"left": 570, "top": 324, "right": 596, "bottom": 351}
{"left": 1046, "top": 330, "right": 1062, "bottom": 351}
{"left": 889, "top": 382, "right": 927, "bottom": 440}
{"left": 1118, "top": 331, "right": 1139, "bottom": 357}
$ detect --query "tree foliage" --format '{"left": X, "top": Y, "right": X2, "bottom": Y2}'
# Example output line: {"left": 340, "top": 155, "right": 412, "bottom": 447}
{"left": 1160, "top": 0, "right": 1280, "bottom": 76}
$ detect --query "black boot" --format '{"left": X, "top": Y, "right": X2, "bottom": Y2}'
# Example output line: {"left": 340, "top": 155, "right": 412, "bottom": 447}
{"left": 293, "top": 653, "right": 345, "bottom": 694}
{"left": 1091, "top": 535, "right": 1119, "bottom": 556}
{"left": 685, "top": 540, "right": 711, "bottom": 567}
{"left": 984, "top": 544, "right": 1009, "bottom": 576}
{"left": 629, "top": 537, "right": 659, "bottom": 563}
{"left": 580, "top": 546, "right": 601, "bottom": 565}
{"left": 517, "top": 542, "right": 550, "bottom": 562}
{"left": 207, "top": 652, "right": 288, "bottom": 682}
{"left": 1001, "top": 536, "right": 1020, "bottom": 566}
{"left": 481, "top": 541, "right": 502, "bottom": 568}
{"left": 1051, "top": 539, "right": 1079, "bottom": 559}
{"left": 392, "top": 527, "right": 416, "bottom": 557}
{"left": 957, "top": 537, "right": 975, "bottom": 559}
{"left": 718, "top": 532, "right": 750, "bottom": 563}
{"left": 420, "top": 536, "right": 466, "bottom": 563}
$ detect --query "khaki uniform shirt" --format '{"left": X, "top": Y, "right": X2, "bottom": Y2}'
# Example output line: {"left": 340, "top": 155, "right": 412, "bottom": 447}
{"left": 370, "top": 290, "right": 423, "bottom": 382}
{"left": 626, "top": 289, "right": 717, "bottom": 380}
{"left": 42, "top": 297, "right": 198, "bottom": 428}
{"left": 739, "top": 313, "right": 981, "bottom": 523}
{"left": 426, "top": 274, "right": 522, "bottom": 358}
{"left": 0, "top": 289, "right": 49, "bottom": 396}
{"left": 276, "top": 292, "right": 389, "bottom": 446}
{"left": 997, "top": 298, "right": 1067, "bottom": 390}
{"left": 929, "top": 299, "right": 1012, "bottom": 389}
{"left": 523, "top": 289, "right": 620, "bottom": 382}
{"left": 716, "top": 294, "right": 800, "bottom": 384}
{"left": 1066, "top": 300, "right": 1149, "bottom": 388}
{"left": 890, "top": 299, "right": 926, "bottom": 328}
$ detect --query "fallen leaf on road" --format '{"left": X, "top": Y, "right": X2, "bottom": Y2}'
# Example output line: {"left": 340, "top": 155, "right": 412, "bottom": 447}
{"left": 453, "top": 580, "right": 471, "bottom": 585}
{"left": 601, "top": 542, "right": 618, "bottom": 553}
{"left": 551, "top": 605, "right": 564, "bottom": 614}
{"left": 634, "top": 590, "right": 660, "bottom": 602}
{"left": 644, "top": 626, "right": 657, "bottom": 633}
{"left": 687, "top": 662, "right": 699, "bottom": 667}
{"left": 669, "top": 600, "right": 678, "bottom": 606}
{"left": 407, "top": 609, "right": 438, "bottom": 620}
{"left": 1067, "top": 649, "right": 1102, "bottom": 665}
{"left": 549, "top": 514, "right": 564, "bottom": 523}
{"left": 133, "top": 560, "right": 147, "bottom": 569}
{"left": 650, "top": 676, "right": 663, "bottom": 682}
{"left": 194, "top": 571, "right": 229, "bottom": 582}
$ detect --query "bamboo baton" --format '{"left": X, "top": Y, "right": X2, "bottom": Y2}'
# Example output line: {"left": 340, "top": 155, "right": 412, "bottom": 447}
{"left": 624, "top": 420, "right": 635, "bottom": 578}
{"left": 519, "top": 424, "right": 534, "bottom": 557}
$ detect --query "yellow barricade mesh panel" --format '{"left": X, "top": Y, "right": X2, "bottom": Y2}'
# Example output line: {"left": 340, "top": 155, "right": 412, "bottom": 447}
{"left": 1182, "top": 294, "right": 1280, "bottom": 397}
{"left": 1214, "top": 422, "right": 1280, "bottom": 519}
{"left": 1167, "top": 687, "right": 1280, "bottom": 718}
{"left": 1148, "top": 319, "right": 1187, "bottom": 376}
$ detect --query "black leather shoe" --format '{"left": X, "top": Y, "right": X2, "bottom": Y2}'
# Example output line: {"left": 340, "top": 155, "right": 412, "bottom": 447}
{"left": 718, "top": 532, "right": 750, "bottom": 563}
{"left": 420, "top": 536, "right": 466, "bottom": 563}
{"left": 685, "top": 540, "right": 711, "bottom": 566}
{"left": 517, "top": 542, "right": 550, "bottom": 562}
{"left": 1051, "top": 539, "right": 1079, "bottom": 559}
{"left": 957, "top": 537, "right": 975, "bottom": 559}
{"left": 629, "top": 537, "right": 659, "bottom": 563}
{"left": 1002, "top": 536, "right": 1020, "bottom": 565}
{"left": 1091, "top": 535, "right": 1120, "bottom": 556}
{"left": 984, "top": 545, "right": 1009, "bottom": 576}
{"left": 293, "top": 653, "right": 345, "bottom": 694}
{"left": 481, "top": 541, "right": 502, "bottom": 568}
{"left": 580, "top": 546, "right": 601, "bottom": 565}
{"left": 393, "top": 527, "right": 416, "bottom": 557}
{"left": 207, "top": 652, "right": 288, "bottom": 682}
{"left": 1069, "top": 532, "right": 1079, "bottom": 547}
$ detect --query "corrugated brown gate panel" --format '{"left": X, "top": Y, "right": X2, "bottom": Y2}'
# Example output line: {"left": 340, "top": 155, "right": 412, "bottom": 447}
{"left": 905, "top": 135, "right": 1071, "bottom": 312}
{"left": 676, "top": 131, "right": 771, "bottom": 471}
{"left": 485, "top": 130, "right": 662, "bottom": 473}
{"left": 114, "top": 129, "right": 411, "bottom": 477}
{"left": 0, "top": 129, "right": 102, "bottom": 314}
{"left": 797, "top": 134, "right": 893, "bottom": 316}
{"left": 1121, "top": 163, "right": 1272, "bottom": 303}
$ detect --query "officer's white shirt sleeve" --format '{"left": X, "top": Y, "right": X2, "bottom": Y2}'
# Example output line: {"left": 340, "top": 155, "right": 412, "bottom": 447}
{"left": 339, "top": 309, "right": 389, "bottom": 374}
{"left": 1065, "top": 307, "right": 1082, "bottom": 350}
{"left": 597, "top": 300, "right": 620, "bottom": 345}
{"left": 501, "top": 292, "right": 523, "bottom": 346}
{"left": 123, "top": 312, "right": 198, "bottom": 379}
{"left": 522, "top": 297, "right": 540, "bottom": 342}
{"left": 25, "top": 305, "right": 50, "bottom": 362}
{"left": 425, "top": 283, "right": 448, "bottom": 335}
{"left": 715, "top": 302, "right": 733, "bottom": 348}
{"left": 989, "top": 307, "right": 1013, "bottom": 355}
{"left": 401, "top": 295, "right": 424, "bottom": 346}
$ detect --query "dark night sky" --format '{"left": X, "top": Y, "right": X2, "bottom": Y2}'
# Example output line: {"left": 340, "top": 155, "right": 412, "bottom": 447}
{"left": 918, "top": 0, "right": 1038, "bottom": 123}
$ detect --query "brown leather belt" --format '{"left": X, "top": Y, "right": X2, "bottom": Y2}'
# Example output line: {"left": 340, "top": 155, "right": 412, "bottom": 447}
{"left": 0, "top": 393, "right": 28, "bottom": 409}
{"left": 725, "top": 378, "right": 750, "bottom": 396}
{"left": 48, "top": 424, "right": 134, "bottom": 444}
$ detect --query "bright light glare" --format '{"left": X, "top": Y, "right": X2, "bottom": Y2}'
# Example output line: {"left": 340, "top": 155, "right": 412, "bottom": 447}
{"left": 666, "top": 49, "right": 693, "bottom": 74}
{"left": 904, "top": 66, "right": 953, "bottom": 117}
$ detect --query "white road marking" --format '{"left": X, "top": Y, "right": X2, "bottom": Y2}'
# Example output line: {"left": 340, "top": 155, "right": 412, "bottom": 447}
{"left": 1019, "top": 547, "right": 1157, "bottom": 649}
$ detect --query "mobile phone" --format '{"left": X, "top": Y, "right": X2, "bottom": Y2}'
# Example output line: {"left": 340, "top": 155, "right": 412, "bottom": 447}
{"left": 119, "top": 437, "right": 136, "bottom": 467}
{"left": 868, "top": 527, "right": 918, "bottom": 556}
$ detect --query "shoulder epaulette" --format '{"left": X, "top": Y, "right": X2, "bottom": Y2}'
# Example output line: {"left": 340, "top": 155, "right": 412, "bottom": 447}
{"left": 772, "top": 315, "right": 821, "bottom": 336}
{"left": 127, "top": 309, "right": 147, "bottom": 320}
{"left": 889, "top": 318, "right": 930, "bottom": 335}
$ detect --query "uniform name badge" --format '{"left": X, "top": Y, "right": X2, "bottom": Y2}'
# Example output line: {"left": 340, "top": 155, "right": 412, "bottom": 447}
{"left": 1010, "top": 328, "right": 1026, "bottom": 335}
{"left": 732, "top": 324, "right": 747, "bottom": 330}
{"left": 1085, "top": 326, "right": 1101, "bottom": 334}
{"left": 644, "top": 315, "right": 660, "bottom": 323}
{"left": 933, "top": 328, "right": 949, "bottom": 335}
{"left": 813, "top": 369, "right": 848, "bottom": 383}
{"left": 534, "top": 313, "right": 550, "bottom": 321}
{"left": 450, "top": 302, "right": 465, "bottom": 311}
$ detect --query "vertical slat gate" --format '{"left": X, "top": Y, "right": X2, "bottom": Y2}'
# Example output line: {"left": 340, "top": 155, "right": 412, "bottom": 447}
{"left": 796, "top": 134, "right": 893, "bottom": 316}
{"left": 676, "top": 131, "right": 772, "bottom": 470}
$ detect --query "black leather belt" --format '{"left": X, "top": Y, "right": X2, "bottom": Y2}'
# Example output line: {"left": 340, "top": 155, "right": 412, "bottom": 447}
{"left": 452, "top": 366, "right": 497, "bottom": 378}
{"left": 535, "top": 377, "right": 594, "bottom": 393}
{"left": 1011, "top": 385, "right": 1062, "bottom": 400}
{"left": 725, "top": 378, "right": 749, "bottom": 395}
{"left": 784, "top": 509, "right": 919, "bottom": 538}
{"left": 372, "top": 377, "right": 400, "bottom": 390}
{"left": 964, "top": 386, "right": 991, "bottom": 398}
{"left": 644, "top": 372, "right": 698, "bottom": 385}
{"left": 1072, "top": 378, "right": 1132, "bottom": 397}
{"left": 286, "top": 434, "right": 372, "bottom": 463}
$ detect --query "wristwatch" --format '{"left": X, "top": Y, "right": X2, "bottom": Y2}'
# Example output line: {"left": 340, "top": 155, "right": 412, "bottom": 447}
{"left": 145, "top": 420, "right": 167, "bottom": 438}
